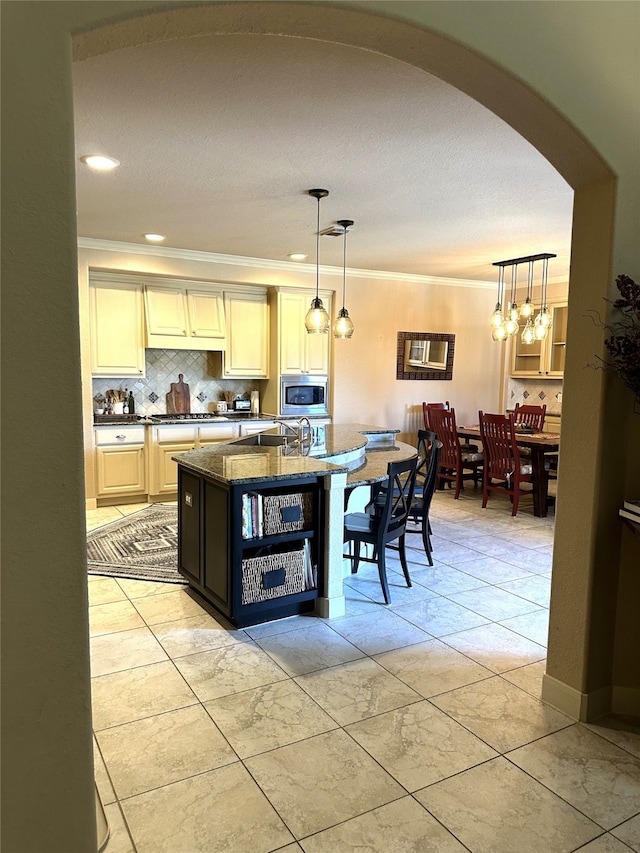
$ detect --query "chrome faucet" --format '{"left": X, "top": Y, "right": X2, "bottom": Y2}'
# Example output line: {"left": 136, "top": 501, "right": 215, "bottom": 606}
{"left": 274, "top": 418, "right": 312, "bottom": 447}
{"left": 297, "top": 417, "right": 312, "bottom": 445}
{"left": 275, "top": 420, "right": 299, "bottom": 439}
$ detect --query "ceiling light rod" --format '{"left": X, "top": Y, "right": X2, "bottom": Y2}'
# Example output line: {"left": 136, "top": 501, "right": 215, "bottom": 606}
{"left": 493, "top": 252, "right": 556, "bottom": 267}
{"left": 333, "top": 219, "right": 355, "bottom": 339}
{"left": 305, "top": 189, "right": 331, "bottom": 334}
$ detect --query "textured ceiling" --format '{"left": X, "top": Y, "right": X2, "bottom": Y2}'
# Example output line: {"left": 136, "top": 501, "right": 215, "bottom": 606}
{"left": 73, "top": 33, "right": 573, "bottom": 283}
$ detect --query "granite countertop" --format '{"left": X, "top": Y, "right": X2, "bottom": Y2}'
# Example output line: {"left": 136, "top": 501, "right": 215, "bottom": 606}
{"left": 344, "top": 441, "right": 418, "bottom": 488}
{"left": 171, "top": 444, "right": 343, "bottom": 484}
{"left": 93, "top": 413, "right": 329, "bottom": 427}
{"left": 173, "top": 423, "right": 413, "bottom": 486}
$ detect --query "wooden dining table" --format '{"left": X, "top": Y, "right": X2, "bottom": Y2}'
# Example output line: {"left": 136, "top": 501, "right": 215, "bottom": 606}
{"left": 457, "top": 425, "right": 560, "bottom": 518}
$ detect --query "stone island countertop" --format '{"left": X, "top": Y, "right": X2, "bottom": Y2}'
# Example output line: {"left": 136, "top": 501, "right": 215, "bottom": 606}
{"left": 173, "top": 423, "right": 417, "bottom": 487}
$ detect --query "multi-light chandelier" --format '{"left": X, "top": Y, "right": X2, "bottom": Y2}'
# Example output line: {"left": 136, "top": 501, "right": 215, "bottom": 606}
{"left": 304, "top": 189, "right": 355, "bottom": 338}
{"left": 490, "top": 252, "right": 556, "bottom": 343}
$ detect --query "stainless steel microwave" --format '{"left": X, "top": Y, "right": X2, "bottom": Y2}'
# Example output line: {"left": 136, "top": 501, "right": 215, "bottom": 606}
{"left": 280, "top": 375, "right": 328, "bottom": 416}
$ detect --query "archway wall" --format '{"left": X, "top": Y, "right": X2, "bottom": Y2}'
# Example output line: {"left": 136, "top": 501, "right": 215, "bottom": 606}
{"left": 2, "top": 2, "right": 638, "bottom": 851}
{"left": 71, "top": 0, "right": 640, "bottom": 704}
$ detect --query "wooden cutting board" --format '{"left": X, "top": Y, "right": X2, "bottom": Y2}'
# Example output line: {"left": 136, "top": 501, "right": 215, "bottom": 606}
{"left": 166, "top": 374, "right": 191, "bottom": 414}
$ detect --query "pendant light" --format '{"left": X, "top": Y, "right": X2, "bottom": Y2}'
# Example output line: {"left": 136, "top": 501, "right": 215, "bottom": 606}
{"left": 305, "top": 189, "right": 331, "bottom": 334}
{"left": 333, "top": 218, "right": 355, "bottom": 338}
{"left": 504, "top": 264, "right": 520, "bottom": 337}
{"left": 490, "top": 265, "right": 506, "bottom": 340}
{"left": 520, "top": 260, "right": 535, "bottom": 319}
{"left": 520, "top": 260, "right": 535, "bottom": 344}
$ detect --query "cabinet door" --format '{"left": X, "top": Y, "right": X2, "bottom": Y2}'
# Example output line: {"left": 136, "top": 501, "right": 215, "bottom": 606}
{"left": 239, "top": 422, "right": 275, "bottom": 436}
{"left": 96, "top": 446, "right": 146, "bottom": 496}
{"left": 305, "top": 305, "right": 331, "bottom": 374}
{"left": 89, "top": 282, "right": 145, "bottom": 377}
{"left": 154, "top": 442, "right": 196, "bottom": 494}
{"left": 546, "top": 304, "right": 568, "bottom": 376}
{"left": 178, "top": 470, "right": 202, "bottom": 585}
{"left": 279, "top": 291, "right": 307, "bottom": 374}
{"left": 198, "top": 423, "right": 239, "bottom": 446}
{"left": 279, "top": 290, "right": 330, "bottom": 375}
{"left": 144, "top": 286, "right": 188, "bottom": 338}
{"left": 223, "top": 291, "right": 268, "bottom": 378}
{"left": 510, "top": 302, "right": 567, "bottom": 378}
{"left": 510, "top": 325, "right": 544, "bottom": 377}
{"left": 187, "top": 289, "right": 225, "bottom": 339}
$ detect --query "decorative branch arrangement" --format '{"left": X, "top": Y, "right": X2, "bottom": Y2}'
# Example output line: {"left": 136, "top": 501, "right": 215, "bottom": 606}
{"left": 587, "top": 274, "right": 640, "bottom": 411}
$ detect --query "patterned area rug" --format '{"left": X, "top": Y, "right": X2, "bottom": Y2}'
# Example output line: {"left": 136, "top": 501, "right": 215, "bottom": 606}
{"left": 87, "top": 505, "right": 186, "bottom": 584}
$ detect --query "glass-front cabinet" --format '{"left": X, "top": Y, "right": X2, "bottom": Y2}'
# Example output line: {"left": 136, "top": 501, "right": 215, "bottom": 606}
{"left": 510, "top": 303, "right": 567, "bottom": 378}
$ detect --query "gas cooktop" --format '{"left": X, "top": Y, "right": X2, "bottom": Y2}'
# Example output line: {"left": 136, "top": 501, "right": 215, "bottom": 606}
{"left": 150, "top": 412, "right": 268, "bottom": 423}
{"left": 154, "top": 413, "right": 224, "bottom": 421}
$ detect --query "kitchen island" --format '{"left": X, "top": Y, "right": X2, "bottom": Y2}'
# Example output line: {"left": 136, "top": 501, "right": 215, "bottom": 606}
{"left": 173, "top": 424, "right": 417, "bottom": 626}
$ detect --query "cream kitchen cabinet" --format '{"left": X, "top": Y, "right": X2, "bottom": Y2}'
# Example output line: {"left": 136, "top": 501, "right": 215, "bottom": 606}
{"left": 94, "top": 425, "right": 146, "bottom": 497}
{"left": 544, "top": 413, "right": 561, "bottom": 434}
{"left": 149, "top": 423, "right": 242, "bottom": 495}
{"left": 149, "top": 425, "right": 197, "bottom": 495}
{"left": 276, "top": 289, "right": 331, "bottom": 376}
{"left": 144, "top": 282, "right": 226, "bottom": 350}
{"left": 215, "top": 288, "right": 269, "bottom": 378}
{"left": 239, "top": 421, "right": 276, "bottom": 436}
{"left": 510, "top": 302, "right": 568, "bottom": 378}
{"left": 198, "top": 422, "right": 240, "bottom": 446}
{"left": 89, "top": 276, "right": 146, "bottom": 377}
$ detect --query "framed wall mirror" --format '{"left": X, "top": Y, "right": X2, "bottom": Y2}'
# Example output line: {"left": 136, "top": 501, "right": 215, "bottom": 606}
{"left": 396, "top": 331, "right": 455, "bottom": 380}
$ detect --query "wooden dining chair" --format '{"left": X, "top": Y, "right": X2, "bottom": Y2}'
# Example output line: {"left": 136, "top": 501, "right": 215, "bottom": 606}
{"left": 479, "top": 410, "right": 533, "bottom": 516}
{"left": 427, "top": 407, "right": 483, "bottom": 499}
{"left": 513, "top": 403, "right": 547, "bottom": 459}
{"left": 422, "top": 401, "right": 449, "bottom": 430}
{"left": 343, "top": 456, "right": 419, "bottom": 604}
{"left": 513, "top": 403, "right": 546, "bottom": 431}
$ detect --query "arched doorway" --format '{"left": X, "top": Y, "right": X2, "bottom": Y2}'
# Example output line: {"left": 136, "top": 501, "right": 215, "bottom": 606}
{"left": 73, "top": 0, "right": 617, "bottom": 715}
{"left": 4, "top": 3, "right": 626, "bottom": 851}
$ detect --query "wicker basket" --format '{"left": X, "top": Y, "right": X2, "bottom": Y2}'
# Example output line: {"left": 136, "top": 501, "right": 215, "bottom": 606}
{"left": 263, "top": 492, "right": 313, "bottom": 536}
{"left": 241, "top": 547, "right": 306, "bottom": 605}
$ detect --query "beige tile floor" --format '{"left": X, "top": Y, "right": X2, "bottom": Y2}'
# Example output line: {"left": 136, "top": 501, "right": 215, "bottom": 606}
{"left": 87, "top": 490, "right": 640, "bottom": 853}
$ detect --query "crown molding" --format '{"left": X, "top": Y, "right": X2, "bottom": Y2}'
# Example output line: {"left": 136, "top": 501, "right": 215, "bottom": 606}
{"left": 77, "top": 237, "right": 495, "bottom": 289}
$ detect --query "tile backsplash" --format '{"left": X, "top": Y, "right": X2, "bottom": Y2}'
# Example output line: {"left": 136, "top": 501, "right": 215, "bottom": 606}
{"left": 92, "top": 349, "right": 266, "bottom": 415}
{"left": 507, "top": 378, "right": 562, "bottom": 416}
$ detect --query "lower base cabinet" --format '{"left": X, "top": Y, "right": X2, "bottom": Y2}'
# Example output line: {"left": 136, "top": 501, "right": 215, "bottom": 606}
{"left": 96, "top": 446, "right": 146, "bottom": 496}
{"left": 177, "top": 468, "right": 325, "bottom": 628}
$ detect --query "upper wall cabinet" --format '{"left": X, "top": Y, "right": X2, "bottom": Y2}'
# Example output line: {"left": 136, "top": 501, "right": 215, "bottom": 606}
{"left": 510, "top": 302, "right": 568, "bottom": 378}
{"left": 144, "top": 282, "right": 226, "bottom": 350}
{"left": 89, "top": 275, "right": 146, "bottom": 377}
{"left": 214, "top": 288, "right": 269, "bottom": 378}
{"left": 276, "top": 289, "right": 332, "bottom": 376}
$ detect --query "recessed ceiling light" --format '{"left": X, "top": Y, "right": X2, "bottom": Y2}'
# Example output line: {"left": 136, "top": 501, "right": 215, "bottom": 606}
{"left": 79, "top": 154, "right": 120, "bottom": 171}
{"left": 143, "top": 233, "right": 166, "bottom": 242}
{"left": 288, "top": 253, "right": 308, "bottom": 261}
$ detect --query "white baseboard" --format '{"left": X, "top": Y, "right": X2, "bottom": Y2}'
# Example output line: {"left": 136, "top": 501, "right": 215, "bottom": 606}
{"left": 541, "top": 673, "right": 612, "bottom": 721}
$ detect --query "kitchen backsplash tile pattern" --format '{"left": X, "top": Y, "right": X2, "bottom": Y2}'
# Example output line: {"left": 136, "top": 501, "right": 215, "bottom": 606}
{"left": 508, "top": 378, "right": 562, "bottom": 415}
{"left": 92, "top": 349, "right": 266, "bottom": 415}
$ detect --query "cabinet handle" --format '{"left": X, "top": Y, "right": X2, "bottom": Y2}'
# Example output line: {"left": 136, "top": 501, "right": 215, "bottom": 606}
{"left": 116, "top": 434, "right": 126, "bottom": 441}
